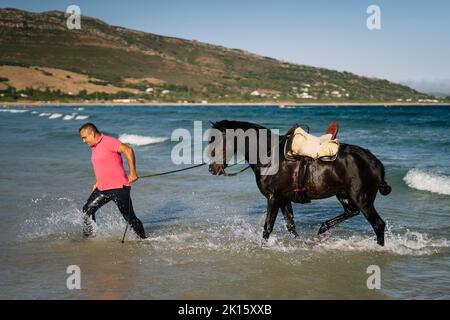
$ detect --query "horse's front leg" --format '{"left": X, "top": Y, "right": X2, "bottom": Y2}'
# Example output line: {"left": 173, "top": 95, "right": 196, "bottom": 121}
{"left": 262, "top": 195, "right": 280, "bottom": 241}
{"left": 281, "top": 201, "right": 299, "bottom": 238}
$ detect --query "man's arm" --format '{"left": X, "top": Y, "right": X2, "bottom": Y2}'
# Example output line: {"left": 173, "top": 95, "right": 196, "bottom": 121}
{"left": 118, "top": 143, "right": 138, "bottom": 184}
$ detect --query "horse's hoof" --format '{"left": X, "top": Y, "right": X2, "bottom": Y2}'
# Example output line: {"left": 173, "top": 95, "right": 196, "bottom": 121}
{"left": 318, "top": 223, "right": 328, "bottom": 235}
{"left": 377, "top": 238, "right": 385, "bottom": 247}
{"left": 260, "top": 238, "right": 268, "bottom": 247}
{"left": 83, "top": 231, "right": 96, "bottom": 238}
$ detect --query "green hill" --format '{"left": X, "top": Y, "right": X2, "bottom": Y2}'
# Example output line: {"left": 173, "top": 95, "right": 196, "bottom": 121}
{"left": 0, "top": 8, "right": 436, "bottom": 103}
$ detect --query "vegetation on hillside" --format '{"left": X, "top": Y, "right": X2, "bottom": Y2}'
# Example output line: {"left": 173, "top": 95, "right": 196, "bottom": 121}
{"left": 0, "top": 8, "right": 444, "bottom": 103}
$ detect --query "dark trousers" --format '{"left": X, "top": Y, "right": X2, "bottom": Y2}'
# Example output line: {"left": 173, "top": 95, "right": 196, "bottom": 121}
{"left": 82, "top": 186, "right": 146, "bottom": 239}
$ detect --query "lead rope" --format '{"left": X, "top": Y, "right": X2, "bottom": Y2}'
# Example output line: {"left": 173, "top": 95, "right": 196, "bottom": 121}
{"left": 120, "top": 160, "right": 249, "bottom": 242}
{"left": 139, "top": 160, "right": 249, "bottom": 179}
{"left": 139, "top": 163, "right": 207, "bottom": 179}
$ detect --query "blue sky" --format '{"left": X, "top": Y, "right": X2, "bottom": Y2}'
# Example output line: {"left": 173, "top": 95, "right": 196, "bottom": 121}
{"left": 2, "top": 0, "right": 450, "bottom": 91}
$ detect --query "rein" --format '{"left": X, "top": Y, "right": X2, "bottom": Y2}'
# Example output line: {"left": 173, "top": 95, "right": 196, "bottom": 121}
{"left": 220, "top": 163, "right": 251, "bottom": 176}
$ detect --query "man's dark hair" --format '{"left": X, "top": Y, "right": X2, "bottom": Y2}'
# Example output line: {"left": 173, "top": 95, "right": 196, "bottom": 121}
{"left": 78, "top": 123, "right": 100, "bottom": 134}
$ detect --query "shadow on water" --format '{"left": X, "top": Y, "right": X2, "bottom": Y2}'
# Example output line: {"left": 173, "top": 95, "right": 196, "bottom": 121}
{"left": 141, "top": 200, "right": 192, "bottom": 226}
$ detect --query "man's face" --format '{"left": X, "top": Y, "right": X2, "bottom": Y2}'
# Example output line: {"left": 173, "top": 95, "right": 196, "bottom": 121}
{"left": 79, "top": 128, "right": 96, "bottom": 146}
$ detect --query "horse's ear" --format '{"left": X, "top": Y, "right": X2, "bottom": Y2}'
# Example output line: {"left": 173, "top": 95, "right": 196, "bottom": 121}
{"left": 210, "top": 121, "right": 223, "bottom": 130}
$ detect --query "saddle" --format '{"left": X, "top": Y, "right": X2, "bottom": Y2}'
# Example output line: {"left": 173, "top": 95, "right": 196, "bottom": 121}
{"left": 283, "top": 121, "right": 340, "bottom": 204}
{"left": 285, "top": 121, "right": 340, "bottom": 161}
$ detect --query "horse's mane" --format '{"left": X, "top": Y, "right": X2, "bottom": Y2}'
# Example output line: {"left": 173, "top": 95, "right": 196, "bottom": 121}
{"left": 215, "top": 119, "right": 298, "bottom": 141}
{"left": 210, "top": 120, "right": 293, "bottom": 150}
{"left": 211, "top": 120, "right": 268, "bottom": 132}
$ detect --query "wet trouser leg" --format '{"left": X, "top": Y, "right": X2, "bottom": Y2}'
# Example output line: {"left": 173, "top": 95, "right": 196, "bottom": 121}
{"left": 82, "top": 186, "right": 146, "bottom": 239}
{"left": 83, "top": 189, "right": 111, "bottom": 222}
{"left": 82, "top": 189, "right": 111, "bottom": 236}
{"left": 112, "top": 186, "right": 147, "bottom": 239}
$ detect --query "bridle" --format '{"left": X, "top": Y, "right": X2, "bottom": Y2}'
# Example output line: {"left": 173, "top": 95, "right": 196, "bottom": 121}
{"left": 210, "top": 129, "right": 250, "bottom": 176}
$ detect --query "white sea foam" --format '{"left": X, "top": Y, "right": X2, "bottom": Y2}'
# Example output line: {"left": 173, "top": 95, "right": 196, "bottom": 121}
{"left": 118, "top": 134, "right": 168, "bottom": 146}
{"left": 63, "top": 113, "right": 77, "bottom": 120}
{"left": 0, "top": 109, "right": 28, "bottom": 113}
{"left": 48, "top": 113, "right": 62, "bottom": 119}
{"left": 21, "top": 197, "right": 449, "bottom": 257}
{"left": 144, "top": 217, "right": 449, "bottom": 257}
{"left": 404, "top": 169, "right": 450, "bottom": 195}
{"left": 31, "top": 111, "right": 38, "bottom": 114}
{"left": 312, "top": 230, "right": 449, "bottom": 256}
{"left": 39, "top": 112, "right": 51, "bottom": 117}
{"left": 75, "top": 115, "right": 89, "bottom": 120}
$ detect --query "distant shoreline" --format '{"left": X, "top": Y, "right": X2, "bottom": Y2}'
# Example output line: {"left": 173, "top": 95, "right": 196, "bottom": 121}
{"left": 1, "top": 101, "right": 450, "bottom": 107}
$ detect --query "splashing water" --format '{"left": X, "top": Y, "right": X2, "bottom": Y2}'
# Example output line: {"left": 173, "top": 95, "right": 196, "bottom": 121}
{"left": 21, "top": 195, "right": 136, "bottom": 241}
{"left": 143, "top": 217, "right": 449, "bottom": 257}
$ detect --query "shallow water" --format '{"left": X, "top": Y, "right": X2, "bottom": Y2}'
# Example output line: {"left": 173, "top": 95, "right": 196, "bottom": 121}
{"left": 0, "top": 105, "right": 449, "bottom": 299}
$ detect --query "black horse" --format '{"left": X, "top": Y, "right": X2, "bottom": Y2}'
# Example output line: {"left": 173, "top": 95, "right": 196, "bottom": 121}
{"left": 208, "top": 120, "right": 391, "bottom": 246}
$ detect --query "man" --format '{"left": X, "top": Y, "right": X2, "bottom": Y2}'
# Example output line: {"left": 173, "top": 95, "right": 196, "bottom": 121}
{"left": 79, "top": 123, "right": 146, "bottom": 239}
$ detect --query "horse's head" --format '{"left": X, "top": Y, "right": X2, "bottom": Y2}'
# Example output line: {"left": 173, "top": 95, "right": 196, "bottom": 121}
{"left": 207, "top": 121, "right": 231, "bottom": 176}
{"left": 207, "top": 120, "right": 273, "bottom": 175}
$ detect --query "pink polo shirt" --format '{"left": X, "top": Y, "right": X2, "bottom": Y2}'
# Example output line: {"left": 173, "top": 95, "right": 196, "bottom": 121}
{"left": 91, "top": 134, "right": 130, "bottom": 191}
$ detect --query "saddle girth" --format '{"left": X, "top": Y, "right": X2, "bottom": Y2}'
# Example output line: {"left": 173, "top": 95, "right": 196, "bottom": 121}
{"left": 292, "top": 159, "right": 310, "bottom": 203}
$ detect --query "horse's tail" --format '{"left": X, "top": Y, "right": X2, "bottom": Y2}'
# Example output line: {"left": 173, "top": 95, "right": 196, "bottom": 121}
{"left": 379, "top": 181, "right": 392, "bottom": 196}
{"left": 377, "top": 159, "right": 391, "bottom": 196}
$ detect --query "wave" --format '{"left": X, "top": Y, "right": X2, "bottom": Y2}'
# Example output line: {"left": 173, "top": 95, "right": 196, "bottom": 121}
{"left": 404, "top": 169, "right": 450, "bottom": 195}
{"left": 118, "top": 134, "right": 168, "bottom": 146}
{"left": 0, "top": 109, "right": 28, "bottom": 113}
{"left": 75, "top": 115, "right": 89, "bottom": 120}
{"left": 63, "top": 113, "right": 77, "bottom": 120}
{"left": 32, "top": 111, "right": 89, "bottom": 120}
{"left": 48, "top": 113, "right": 62, "bottom": 119}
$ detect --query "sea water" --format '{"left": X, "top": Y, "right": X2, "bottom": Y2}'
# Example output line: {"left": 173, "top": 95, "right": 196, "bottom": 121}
{"left": 0, "top": 105, "right": 449, "bottom": 299}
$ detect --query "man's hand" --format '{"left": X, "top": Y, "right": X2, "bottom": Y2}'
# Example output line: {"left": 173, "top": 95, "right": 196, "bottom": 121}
{"left": 92, "top": 181, "right": 98, "bottom": 190}
{"left": 128, "top": 172, "right": 138, "bottom": 184}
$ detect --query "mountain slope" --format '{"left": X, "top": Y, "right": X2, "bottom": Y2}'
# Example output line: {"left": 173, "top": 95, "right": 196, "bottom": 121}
{"left": 0, "top": 8, "right": 433, "bottom": 102}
